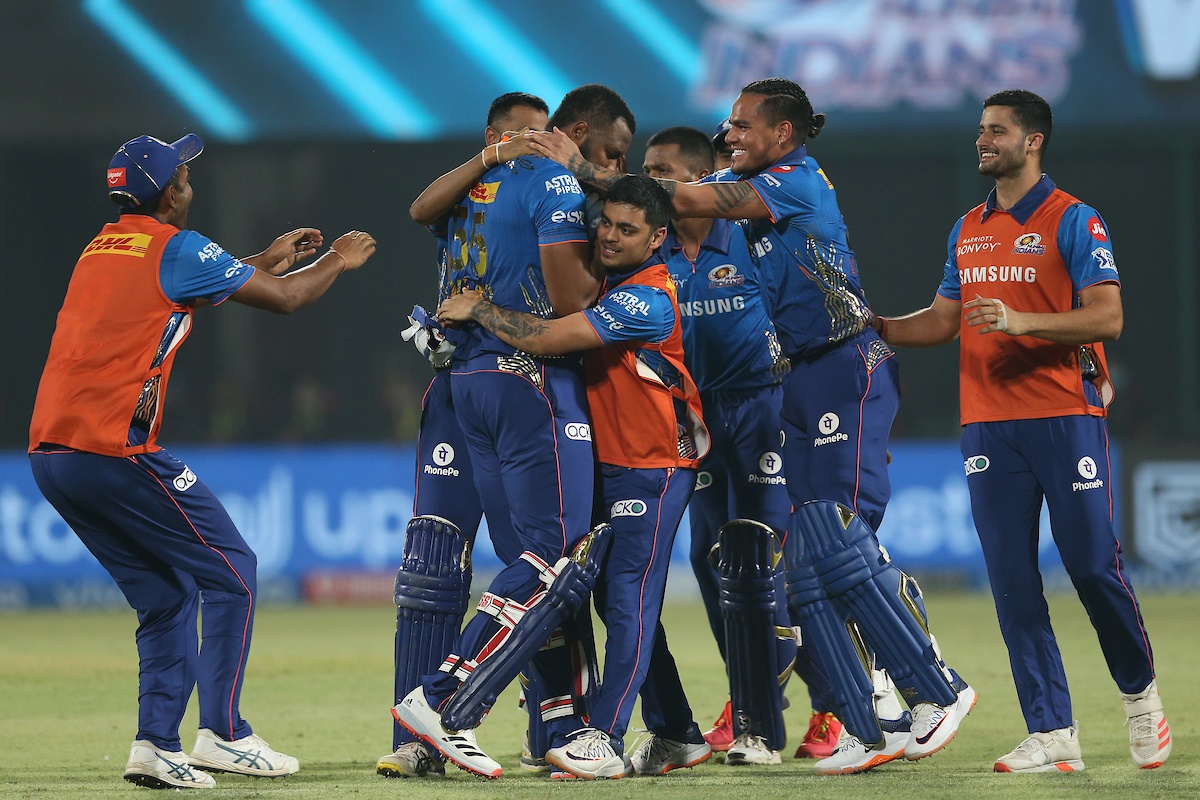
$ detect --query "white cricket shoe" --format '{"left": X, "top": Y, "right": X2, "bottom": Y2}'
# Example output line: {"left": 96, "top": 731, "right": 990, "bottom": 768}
{"left": 125, "top": 740, "right": 216, "bottom": 789}
{"left": 630, "top": 734, "right": 712, "bottom": 774}
{"left": 904, "top": 683, "right": 976, "bottom": 760}
{"left": 726, "top": 733, "right": 781, "bottom": 765}
{"left": 187, "top": 729, "right": 298, "bottom": 777}
{"left": 994, "top": 723, "right": 1085, "bottom": 773}
{"left": 546, "top": 727, "right": 627, "bottom": 779}
{"left": 519, "top": 729, "right": 550, "bottom": 773}
{"left": 376, "top": 741, "right": 445, "bottom": 778}
{"left": 1122, "top": 679, "right": 1172, "bottom": 769}
{"left": 392, "top": 686, "right": 501, "bottom": 778}
{"left": 813, "top": 725, "right": 908, "bottom": 775}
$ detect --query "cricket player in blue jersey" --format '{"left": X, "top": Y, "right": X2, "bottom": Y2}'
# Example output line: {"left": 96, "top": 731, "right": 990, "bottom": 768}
{"left": 395, "top": 87, "right": 637, "bottom": 779}
{"left": 640, "top": 125, "right": 843, "bottom": 766}
{"left": 530, "top": 77, "right": 974, "bottom": 775}
{"left": 379, "top": 93, "right": 551, "bottom": 780}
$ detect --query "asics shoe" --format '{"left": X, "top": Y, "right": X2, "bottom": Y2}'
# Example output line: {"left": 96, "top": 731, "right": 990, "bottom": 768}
{"left": 546, "top": 727, "right": 627, "bottom": 779}
{"left": 1122, "top": 679, "right": 1171, "bottom": 769}
{"left": 375, "top": 741, "right": 445, "bottom": 778}
{"left": 994, "top": 724, "right": 1084, "bottom": 773}
{"left": 795, "top": 711, "right": 842, "bottom": 759}
{"left": 702, "top": 701, "right": 734, "bottom": 751}
{"left": 188, "top": 729, "right": 298, "bottom": 777}
{"left": 904, "top": 683, "right": 976, "bottom": 760}
{"left": 631, "top": 734, "right": 712, "bottom": 775}
{"left": 392, "top": 686, "right": 501, "bottom": 778}
{"left": 125, "top": 741, "right": 216, "bottom": 789}
{"left": 813, "top": 726, "right": 908, "bottom": 775}
{"left": 726, "top": 733, "right": 781, "bottom": 765}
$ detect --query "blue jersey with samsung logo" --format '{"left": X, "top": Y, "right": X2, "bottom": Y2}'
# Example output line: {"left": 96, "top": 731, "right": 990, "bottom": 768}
{"left": 663, "top": 218, "right": 783, "bottom": 391}
{"left": 710, "top": 147, "right": 872, "bottom": 358}
{"left": 444, "top": 156, "right": 589, "bottom": 360}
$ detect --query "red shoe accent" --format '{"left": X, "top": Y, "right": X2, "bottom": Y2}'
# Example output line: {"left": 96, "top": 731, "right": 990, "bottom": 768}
{"left": 702, "top": 701, "right": 734, "bottom": 752}
{"left": 794, "top": 712, "right": 842, "bottom": 759}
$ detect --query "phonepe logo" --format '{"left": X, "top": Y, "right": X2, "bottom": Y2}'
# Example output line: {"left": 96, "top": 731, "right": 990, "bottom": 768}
{"left": 565, "top": 423, "right": 592, "bottom": 442}
{"left": 751, "top": 451, "right": 786, "bottom": 485}
{"left": 173, "top": 467, "right": 198, "bottom": 492}
{"left": 611, "top": 499, "right": 647, "bottom": 518}
{"left": 1073, "top": 456, "right": 1104, "bottom": 492}
{"left": 424, "top": 443, "right": 461, "bottom": 477}
{"left": 814, "top": 412, "right": 848, "bottom": 448}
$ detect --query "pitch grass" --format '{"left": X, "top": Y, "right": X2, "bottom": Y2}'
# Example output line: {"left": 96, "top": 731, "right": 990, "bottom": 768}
{"left": 1, "top": 592, "right": 1196, "bottom": 799}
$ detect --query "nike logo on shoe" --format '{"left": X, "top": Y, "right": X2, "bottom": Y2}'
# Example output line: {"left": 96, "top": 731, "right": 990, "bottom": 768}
{"left": 915, "top": 711, "right": 947, "bottom": 745}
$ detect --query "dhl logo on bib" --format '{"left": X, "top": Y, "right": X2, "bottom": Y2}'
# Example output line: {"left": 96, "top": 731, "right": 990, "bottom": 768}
{"left": 81, "top": 233, "right": 153, "bottom": 258}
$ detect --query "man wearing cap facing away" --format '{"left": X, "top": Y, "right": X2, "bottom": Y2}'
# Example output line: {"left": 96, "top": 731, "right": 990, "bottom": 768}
{"left": 28, "top": 134, "right": 377, "bottom": 790}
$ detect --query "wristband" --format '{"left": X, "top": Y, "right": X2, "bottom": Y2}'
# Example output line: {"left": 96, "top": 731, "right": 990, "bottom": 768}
{"left": 493, "top": 142, "right": 502, "bottom": 166}
{"left": 328, "top": 249, "right": 348, "bottom": 273}
{"left": 480, "top": 147, "right": 492, "bottom": 169}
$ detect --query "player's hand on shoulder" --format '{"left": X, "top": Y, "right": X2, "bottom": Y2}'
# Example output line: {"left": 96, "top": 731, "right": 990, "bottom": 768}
{"left": 331, "top": 230, "right": 377, "bottom": 271}
{"left": 525, "top": 127, "right": 581, "bottom": 168}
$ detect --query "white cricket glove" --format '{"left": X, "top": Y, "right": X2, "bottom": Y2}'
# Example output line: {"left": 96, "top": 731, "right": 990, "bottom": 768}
{"left": 401, "top": 305, "right": 456, "bottom": 369}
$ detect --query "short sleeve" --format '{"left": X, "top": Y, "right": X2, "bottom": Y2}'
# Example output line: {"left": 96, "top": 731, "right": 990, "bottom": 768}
{"left": 1058, "top": 203, "right": 1120, "bottom": 294}
{"left": 530, "top": 166, "right": 589, "bottom": 246}
{"left": 936, "top": 216, "right": 966, "bottom": 302}
{"left": 583, "top": 284, "right": 675, "bottom": 346}
{"left": 160, "top": 231, "right": 253, "bottom": 306}
{"left": 744, "top": 167, "right": 819, "bottom": 226}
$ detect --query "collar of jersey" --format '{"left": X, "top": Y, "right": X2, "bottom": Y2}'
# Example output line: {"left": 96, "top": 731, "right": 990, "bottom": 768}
{"left": 981, "top": 173, "right": 1056, "bottom": 224}
{"left": 607, "top": 252, "right": 665, "bottom": 285}
{"left": 663, "top": 217, "right": 733, "bottom": 257}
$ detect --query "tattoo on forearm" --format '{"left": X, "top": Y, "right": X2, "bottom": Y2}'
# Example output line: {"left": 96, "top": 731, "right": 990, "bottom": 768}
{"left": 567, "top": 154, "right": 620, "bottom": 191}
{"left": 711, "top": 181, "right": 757, "bottom": 214}
{"left": 651, "top": 178, "right": 678, "bottom": 199}
{"left": 472, "top": 300, "right": 550, "bottom": 346}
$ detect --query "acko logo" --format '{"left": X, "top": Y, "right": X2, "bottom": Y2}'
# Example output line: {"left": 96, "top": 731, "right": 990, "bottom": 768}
{"left": 964, "top": 455, "right": 990, "bottom": 476}
{"left": 695, "top": 471, "right": 713, "bottom": 490}
{"left": 565, "top": 423, "right": 592, "bottom": 441}
{"left": 173, "top": 467, "right": 198, "bottom": 492}
{"left": 611, "top": 499, "right": 647, "bottom": 518}
{"left": 432, "top": 443, "right": 455, "bottom": 467}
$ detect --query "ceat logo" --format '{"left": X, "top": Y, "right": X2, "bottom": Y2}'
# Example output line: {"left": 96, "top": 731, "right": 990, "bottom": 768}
{"left": 818, "top": 412, "right": 840, "bottom": 435}
{"left": 1087, "top": 217, "right": 1109, "bottom": 242}
{"left": 432, "top": 443, "right": 455, "bottom": 467}
{"left": 1077, "top": 456, "right": 1098, "bottom": 480}
{"left": 759, "top": 451, "right": 783, "bottom": 475}
{"left": 468, "top": 181, "right": 500, "bottom": 204}
{"left": 107, "top": 167, "right": 126, "bottom": 187}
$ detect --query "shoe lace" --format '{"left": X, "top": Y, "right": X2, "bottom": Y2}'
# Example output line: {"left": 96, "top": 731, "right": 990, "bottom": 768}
{"left": 568, "top": 728, "right": 613, "bottom": 756}
{"left": 806, "top": 712, "right": 833, "bottom": 741}
{"left": 1127, "top": 711, "right": 1156, "bottom": 744}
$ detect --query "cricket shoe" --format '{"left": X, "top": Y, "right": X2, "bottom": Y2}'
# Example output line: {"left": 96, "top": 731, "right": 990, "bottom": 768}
{"left": 375, "top": 741, "right": 445, "bottom": 778}
{"left": 1123, "top": 679, "right": 1171, "bottom": 769}
{"left": 125, "top": 741, "right": 216, "bottom": 789}
{"left": 904, "top": 683, "right": 977, "bottom": 760}
{"left": 630, "top": 733, "right": 712, "bottom": 775}
{"left": 994, "top": 724, "right": 1085, "bottom": 773}
{"left": 546, "top": 727, "right": 627, "bottom": 779}
{"left": 702, "top": 701, "right": 734, "bottom": 751}
{"left": 795, "top": 711, "right": 842, "bottom": 759}
{"left": 813, "top": 725, "right": 909, "bottom": 775}
{"left": 392, "top": 686, "right": 501, "bottom": 779}
{"left": 726, "top": 733, "right": 782, "bottom": 765}
{"left": 520, "top": 730, "right": 550, "bottom": 773}
{"left": 188, "top": 729, "right": 298, "bottom": 777}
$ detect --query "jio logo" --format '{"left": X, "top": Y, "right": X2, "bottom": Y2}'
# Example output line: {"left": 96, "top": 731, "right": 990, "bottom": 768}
{"left": 433, "top": 443, "right": 455, "bottom": 467}
{"left": 1077, "top": 456, "right": 1098, "bottom": 480}
{"left": 818, "top": 412, "right": 840, "bottom": 435}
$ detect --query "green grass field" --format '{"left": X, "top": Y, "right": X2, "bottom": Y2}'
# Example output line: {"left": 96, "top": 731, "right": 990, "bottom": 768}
{"left": 1, "top": 591, "right": 1196, "bottom": 799}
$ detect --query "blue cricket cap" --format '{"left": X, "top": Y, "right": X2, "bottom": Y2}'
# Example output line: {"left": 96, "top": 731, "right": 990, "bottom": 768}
{"left": 107, "top": 134, "right": 204, "bottom": 208}
{"left": 712, "top": 118, "right": 732, "bottom": 148}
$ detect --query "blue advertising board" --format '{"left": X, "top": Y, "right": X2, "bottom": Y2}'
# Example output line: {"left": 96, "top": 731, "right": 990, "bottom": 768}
{"left": 0, "top": 440, "right": 1117, "bottom": 608}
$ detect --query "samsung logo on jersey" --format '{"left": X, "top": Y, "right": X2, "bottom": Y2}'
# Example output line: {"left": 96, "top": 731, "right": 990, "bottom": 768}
{"left": 958, "top": 265, "right": 1037, "bottom": 285}
{"left": 679, "top": 296, "right": 746, "bottom": 316}
{"left": 551, "top": 209, "right": 586, "bottom": 225}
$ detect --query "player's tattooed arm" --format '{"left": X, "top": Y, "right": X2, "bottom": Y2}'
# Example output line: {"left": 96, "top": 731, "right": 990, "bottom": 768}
{"left": 670, "top": 180, "right": 769, "bottom": 220}
{"left": 565, "top": 153, "right": 622, "bottom": 193}
{"left": 437, "top": 288, "right": 602, "bottom": 356}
